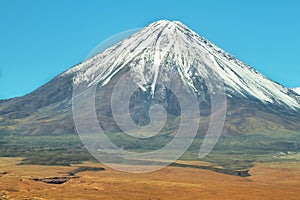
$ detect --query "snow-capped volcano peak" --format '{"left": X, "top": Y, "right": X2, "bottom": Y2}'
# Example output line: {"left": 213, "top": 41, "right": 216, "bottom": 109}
{"left": 1, "top": 20, "right": 299, "bottom": 136}
{"left": 63, "top": 20, "right": 300, "bottom": 110}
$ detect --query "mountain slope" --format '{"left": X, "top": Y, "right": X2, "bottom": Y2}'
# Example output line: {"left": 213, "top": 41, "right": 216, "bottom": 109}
{"left": 0, "top": 20, "right": 299, "bottom": 135}
{"left": 292, "top": 87, "right": 300, "bottom": 95}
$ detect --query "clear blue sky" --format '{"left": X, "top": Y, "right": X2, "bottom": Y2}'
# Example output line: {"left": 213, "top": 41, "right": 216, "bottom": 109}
{"left": 0, "top": 0, "right": 299, "bottom": 99}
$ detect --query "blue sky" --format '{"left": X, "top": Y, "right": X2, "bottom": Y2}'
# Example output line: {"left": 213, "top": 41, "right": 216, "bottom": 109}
{"left": 0, "top": 0, "right": 299, "bottom": 99}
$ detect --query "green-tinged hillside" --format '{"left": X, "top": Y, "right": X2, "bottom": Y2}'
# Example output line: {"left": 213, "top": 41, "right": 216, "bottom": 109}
{"left": 0, "top": 130, "right": 299, "bottom": 171}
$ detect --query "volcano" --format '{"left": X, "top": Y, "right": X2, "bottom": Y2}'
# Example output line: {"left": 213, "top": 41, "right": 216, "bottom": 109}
{"left": 0, "top": 20, "right": 299, "bottom": 135}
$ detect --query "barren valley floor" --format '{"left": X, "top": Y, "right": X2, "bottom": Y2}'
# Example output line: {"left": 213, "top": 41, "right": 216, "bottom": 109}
{"left": 0, "top": 158, "right": 300, "bottom": 200}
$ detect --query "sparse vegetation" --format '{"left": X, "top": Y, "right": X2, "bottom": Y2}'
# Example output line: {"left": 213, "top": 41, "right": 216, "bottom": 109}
{"left": 0, "top": 131, "right": 299, "bottom": 171}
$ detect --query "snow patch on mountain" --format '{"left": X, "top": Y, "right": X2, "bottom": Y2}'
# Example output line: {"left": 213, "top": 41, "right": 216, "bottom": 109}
{"left": 292, "top": 87, "right": 300, "bottom": 95}
{"left": 63, "top": 20, "right": 300, "bottom": 110}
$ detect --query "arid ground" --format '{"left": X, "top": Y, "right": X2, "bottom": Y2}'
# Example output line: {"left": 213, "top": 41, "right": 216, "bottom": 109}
{"left": 0, "top": 158, "right": 300, "bottom": 200}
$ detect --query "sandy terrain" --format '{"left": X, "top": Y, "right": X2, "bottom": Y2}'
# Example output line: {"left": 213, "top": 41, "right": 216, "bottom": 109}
{"left": 0, "top": 157, "right": 300, "bottom": 200}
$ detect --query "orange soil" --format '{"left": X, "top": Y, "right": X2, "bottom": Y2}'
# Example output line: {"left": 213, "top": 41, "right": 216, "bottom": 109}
{"left": 0, "top": 158, "right": 299, "bottom": 200}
